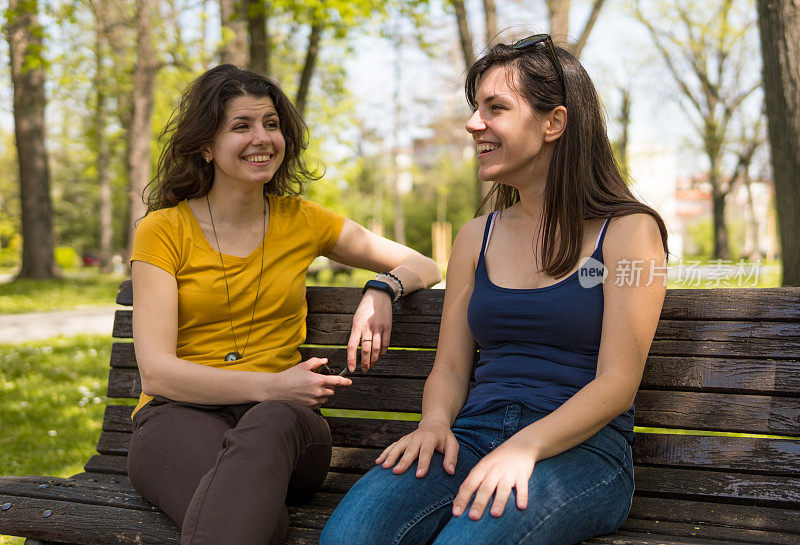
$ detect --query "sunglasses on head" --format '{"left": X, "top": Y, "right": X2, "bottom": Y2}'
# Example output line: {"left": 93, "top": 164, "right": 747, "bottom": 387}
{"left": 512, "top": 34, "right": 566, "bottom": 96}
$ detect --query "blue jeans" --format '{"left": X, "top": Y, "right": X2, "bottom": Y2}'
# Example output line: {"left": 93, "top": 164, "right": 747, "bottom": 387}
{"left": 320, "top": 404, "right": 633, "bottom": 545}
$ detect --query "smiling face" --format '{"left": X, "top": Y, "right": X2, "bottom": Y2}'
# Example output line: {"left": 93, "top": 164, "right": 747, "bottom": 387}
{"left": 205, "top": 94, "right": 286, "bottom": 189}
{"left": 465, "top": 65, "right": 556, "bottom": 188}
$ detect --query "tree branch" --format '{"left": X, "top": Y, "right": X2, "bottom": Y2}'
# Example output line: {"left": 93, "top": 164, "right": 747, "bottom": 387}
{"left": 634, "top": 6, "right": 704, "bottom": 115}
{"left": 572, "top": 0, "right": 605, "bottom": 59}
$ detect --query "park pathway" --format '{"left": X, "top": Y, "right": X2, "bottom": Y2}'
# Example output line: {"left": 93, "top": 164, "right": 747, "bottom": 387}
{"left": 0, "top": 307, "right": 117, "bottom": 343}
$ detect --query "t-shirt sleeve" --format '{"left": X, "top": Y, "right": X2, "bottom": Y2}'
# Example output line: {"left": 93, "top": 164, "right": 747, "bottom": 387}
{"left": 130, "top": 210, "right": 181, "bottom": 276}
{"left": 302, "top": 200, "right": 346, "bottom": 256}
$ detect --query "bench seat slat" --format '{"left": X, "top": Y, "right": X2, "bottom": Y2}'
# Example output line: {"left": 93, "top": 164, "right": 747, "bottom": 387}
{"left": 614, "top": 519, "right": 799, "bottom": 545}
{"left": 69, "top": 472, "right": 129, "bottom": 486}
{"left": 0, "top": 477, "right": 157, "bottom": 511}
{"left": 629, "top": 496, "right": 800, "bottom": 535}
{"left": 0, "top": 493, "right": 178, "bottom": 545}
{"left": 116, "top": 282, "right": 800, "bottom": 322}
{"left": 586, "top": 535, "right": 774, "bottom": 545}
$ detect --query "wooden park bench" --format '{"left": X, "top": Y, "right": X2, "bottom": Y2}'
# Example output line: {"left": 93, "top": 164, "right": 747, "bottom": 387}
{"left": 1, "top": 280, "right": 799, "bottom": 544}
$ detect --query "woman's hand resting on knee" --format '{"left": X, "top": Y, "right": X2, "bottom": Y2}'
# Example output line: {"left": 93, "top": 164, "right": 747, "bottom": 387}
{"left": 272, "top": 357, "right": 352, "bottom": 409}
{"left": 451, "top": 434, "right": 535, "bottom": 520}
{"left": 374, "top": 418, "right": 459, "bottom": 477}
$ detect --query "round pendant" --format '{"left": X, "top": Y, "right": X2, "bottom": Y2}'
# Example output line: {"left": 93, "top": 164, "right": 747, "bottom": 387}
{"left": 225, "top": 351, "right": 242, "bottom": 362}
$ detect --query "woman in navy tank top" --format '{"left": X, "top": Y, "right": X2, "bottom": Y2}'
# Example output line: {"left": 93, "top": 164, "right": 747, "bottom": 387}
{"left": 322, "top": 35, "right": 669, "bottom": 545}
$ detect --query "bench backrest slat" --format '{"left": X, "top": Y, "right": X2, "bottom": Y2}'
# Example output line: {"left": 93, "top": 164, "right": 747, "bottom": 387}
{"left": 111, "top": 341, "right": 800, "bottom": 396}
{"left": 116, "top": 283, "right": 800, "bottom": 321}
{"left": 106, "top": 364, "right": 800, "bottom": 437}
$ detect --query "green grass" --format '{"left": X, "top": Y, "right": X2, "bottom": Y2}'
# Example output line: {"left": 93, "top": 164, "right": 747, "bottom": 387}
{"left": 666, "top": 260, "right": 781, "bottom": 289}
{"left": 305, "top": 267, "right": 374, "bottom": 288}
{"left": 0, "top": 334, "right": 136, "bottom": 545}
{"left": 0, "top": 335, "right": 133, "bottom": 478}
{"left": 0, "top": 270, "right": 124, "bottom": 314}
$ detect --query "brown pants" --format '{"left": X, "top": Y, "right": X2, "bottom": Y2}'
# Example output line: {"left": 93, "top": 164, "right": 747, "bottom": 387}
{"left": 127, "top": 397, "right": 332, "bottom": 545}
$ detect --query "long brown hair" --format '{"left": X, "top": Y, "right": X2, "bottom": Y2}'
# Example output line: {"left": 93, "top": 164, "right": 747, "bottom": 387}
{"left": 145, "top": 64, "right": 320, "bottom": 212}
{"left": 466, "top": 42, "right": 668, "bottom": 277}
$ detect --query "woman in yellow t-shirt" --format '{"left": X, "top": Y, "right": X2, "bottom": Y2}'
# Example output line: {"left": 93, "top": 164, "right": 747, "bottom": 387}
{"left": 127, "top": 64, "right": 441, "bottom": 545}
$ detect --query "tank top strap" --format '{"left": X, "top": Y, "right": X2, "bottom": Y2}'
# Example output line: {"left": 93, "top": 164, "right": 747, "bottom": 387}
{"left": 481, "top": 211, "right": 499, "bottom": 257}
{"left": 594, "top": 218, "right": 610, "bottom": 253}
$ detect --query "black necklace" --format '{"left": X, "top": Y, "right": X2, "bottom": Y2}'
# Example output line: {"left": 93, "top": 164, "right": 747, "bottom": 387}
{"left": 206, "top": 194, "right": 267, "bottom": 362}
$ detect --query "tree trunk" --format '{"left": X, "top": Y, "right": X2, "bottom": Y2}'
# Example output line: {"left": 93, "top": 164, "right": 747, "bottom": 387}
{"left": 6, "top": 0, "right": 56, "bottom": 278}
{"left": 757, "top": 0, "right": 800, "bottom": 285}
{"left": 743, "top": 172, "right": 762, "bottom": 260}
{"left": 546, "top": 0, "right": 570, "bottom": 48}
{"left": 246, "top": 0, "right": 269, "bottom": 76}
{"left": 93, "top": 2, "right": 113, "bottom": 273}
{"left": 451, "top": 0, "right": 475, "bottom": 68}
{"left": 220, "top": 0, "right": 248, "bottom": 66}
{"left": 295, "top": 22, "right": 323, "bottom": 117}
{"left": 709, "top": 161, "right": 730, "bottom": 260}
{"left": 126, "top": 0, "right": 158, "bottom": 260}
{"left": 482, "top": 0, "right": 497, "bottom": 45}
{"left": 617, "top": 86, "right": 631, "bottom": 177}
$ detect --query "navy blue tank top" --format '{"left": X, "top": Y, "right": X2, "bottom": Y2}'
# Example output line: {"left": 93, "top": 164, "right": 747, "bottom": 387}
{"left": 461, "top": 212, "right": 635, "bottom": 444}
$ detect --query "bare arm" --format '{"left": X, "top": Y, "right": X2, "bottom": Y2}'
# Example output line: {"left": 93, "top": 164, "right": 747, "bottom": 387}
{"left": 376, "top": 218, "right": 484, "bottom": 476}
{"left": 327, "top": 218, "right": 443, "bottom": 293}
{"left": 419, "top": 218, "right": 482, "bottom": 426}
{"left": 132, "top": 260, "right": 350, "bottom": 407}
{"left": 326, "top": 218, "right": 442, "bottom": 371}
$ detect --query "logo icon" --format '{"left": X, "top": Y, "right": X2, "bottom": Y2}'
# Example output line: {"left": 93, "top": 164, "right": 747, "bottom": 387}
{"left": 578, "top": 257, "right": 607, "bottom": 288}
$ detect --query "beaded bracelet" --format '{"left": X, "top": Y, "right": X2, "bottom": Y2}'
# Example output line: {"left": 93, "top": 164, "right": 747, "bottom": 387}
{"left": 377, "top": 272, "right": 404, "bottom": 302}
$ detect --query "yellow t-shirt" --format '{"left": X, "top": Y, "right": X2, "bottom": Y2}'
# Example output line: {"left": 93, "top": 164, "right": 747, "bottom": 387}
{"left": 129, "top": 195, "right": 345, "bottom": 416}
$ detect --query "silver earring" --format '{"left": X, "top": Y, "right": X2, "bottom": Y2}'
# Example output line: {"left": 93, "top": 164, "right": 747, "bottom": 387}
{"left": 205, "top": 156, "right": 212, "bottom": 163}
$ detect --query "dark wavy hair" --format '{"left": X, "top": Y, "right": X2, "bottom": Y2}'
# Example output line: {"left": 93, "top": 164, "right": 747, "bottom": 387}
{"left": 145, "top": 64, "right": 320, "bottom": 212}
{"left": 466, "top": 41, "right": 669, "bottom": 278}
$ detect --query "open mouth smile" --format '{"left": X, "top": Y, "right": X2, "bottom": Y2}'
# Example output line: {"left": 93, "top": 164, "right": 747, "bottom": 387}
{"left": 242, "top": 154, "right": 272, "bottom": 165}
{"left": 477, "top": 143, "right": 500, "bottom": 156}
